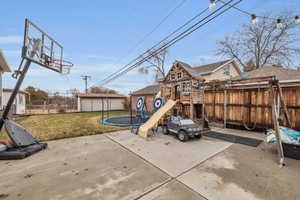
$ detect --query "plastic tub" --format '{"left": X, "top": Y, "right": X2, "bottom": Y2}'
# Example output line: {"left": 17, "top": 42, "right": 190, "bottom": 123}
{"left": 282, "top": 143, "right": 300, "bottom": 160}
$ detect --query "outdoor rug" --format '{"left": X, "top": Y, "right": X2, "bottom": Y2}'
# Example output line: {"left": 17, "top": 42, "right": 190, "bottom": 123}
{"left": 203, "top": 131, "right": 263, "bottom": 147}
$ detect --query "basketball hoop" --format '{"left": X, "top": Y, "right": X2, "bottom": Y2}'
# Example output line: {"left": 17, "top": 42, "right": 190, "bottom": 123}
{"left": 50, "top": 59, "right": 74, "bottom": 74}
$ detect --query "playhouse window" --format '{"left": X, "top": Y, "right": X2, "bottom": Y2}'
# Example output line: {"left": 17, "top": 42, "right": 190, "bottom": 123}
{"left": 223, "top": 66, "right": 230, "bottom": 75}
{"left": 182, "top": 81, "right": 190, "bottom": 93}
{"left": 177, "top": 72, "right": 182, "bottom": 79}
{"left": 171, "top": 73, "right": 176, "bottom": 80}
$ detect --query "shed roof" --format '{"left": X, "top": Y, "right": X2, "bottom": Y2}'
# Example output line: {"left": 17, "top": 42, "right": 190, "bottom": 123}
{"left": 77, "top": 93, "right": 126, "bottom": 98}
{"left": 131, "top": 84, "right": 160, "bottom": 95}
{"left": 0, "top": 50, "right": 12, "bottom": 72}
{"left": 233, "top": 66, "right": 300, "bottom": 81}
{"left": 3, "top": 88, "right": 27, "bottom": 95}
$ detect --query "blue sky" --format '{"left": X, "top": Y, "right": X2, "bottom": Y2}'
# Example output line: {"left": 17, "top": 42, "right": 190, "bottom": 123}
{"left": 1, "top": 0, "right": 299, "bottom": 95}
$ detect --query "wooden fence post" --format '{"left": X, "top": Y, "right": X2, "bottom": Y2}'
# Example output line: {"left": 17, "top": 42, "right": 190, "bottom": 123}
{"left": 224, "top": 89, "right": 227, "bottom": 128}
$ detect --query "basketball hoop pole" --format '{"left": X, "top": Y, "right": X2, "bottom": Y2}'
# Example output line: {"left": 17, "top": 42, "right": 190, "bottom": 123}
{"left": 0, "top": 59, "right": 32, "bottom": 130}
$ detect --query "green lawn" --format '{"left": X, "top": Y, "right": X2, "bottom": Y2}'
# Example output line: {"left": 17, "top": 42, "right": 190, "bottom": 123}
{"left": 0, "top": 111, "right": 129, "bottom": 141}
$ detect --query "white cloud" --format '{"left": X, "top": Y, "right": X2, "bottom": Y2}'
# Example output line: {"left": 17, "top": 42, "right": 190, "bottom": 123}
{"left": 0, "top": 36, "right": 23, "bottom": 44}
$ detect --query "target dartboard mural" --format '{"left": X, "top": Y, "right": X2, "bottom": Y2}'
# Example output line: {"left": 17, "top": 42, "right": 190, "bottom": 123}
{"left": 153, "top": 98, "right": 164, "bottom": 110}
{"left": 136, "top": 97, "right": 145, "bottom": 111}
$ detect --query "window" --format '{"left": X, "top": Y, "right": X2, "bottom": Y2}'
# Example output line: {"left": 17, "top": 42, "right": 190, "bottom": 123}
{"left": 19, "top": 95, "right": 23, "bottom": 104}
{"left": 177, "top": 72, "right": 182, "bottom": 79}
{"left": 223, "top": 66, "right": 230, "bottom": 76}
{"left": 171, "top": 73, "right": 176, "bottom": 80}
{"left": 182, "top": 81, "right": 191, "bottom": 94}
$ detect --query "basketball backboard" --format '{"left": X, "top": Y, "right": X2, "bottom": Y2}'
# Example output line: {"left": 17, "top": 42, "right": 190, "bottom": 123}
{"left": 22, "top": 19, "right": 65, "bottom": 73}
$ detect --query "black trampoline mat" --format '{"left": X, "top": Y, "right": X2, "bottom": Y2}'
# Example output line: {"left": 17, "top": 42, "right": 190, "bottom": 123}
{"left": 203, "top": 131, "right": 263, "bottom": 147}
{"left": 0, "top": 143, "right": 47, "bottom": 160}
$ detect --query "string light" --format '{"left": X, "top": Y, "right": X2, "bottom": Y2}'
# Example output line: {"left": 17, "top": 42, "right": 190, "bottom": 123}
{"left": 209, "top": 0, "right": 216, "bottom": 10}
{"left": 218, "top": 0, "right": 300, "bottom": 27}
{"left": 276, "top": 19, "right": 282, "bottom": 29}
{"left": 295, "top": 16, "right": 300, "bottom": 24}
{"left": 251, "top": 14, "right": 257, "bottom": 24}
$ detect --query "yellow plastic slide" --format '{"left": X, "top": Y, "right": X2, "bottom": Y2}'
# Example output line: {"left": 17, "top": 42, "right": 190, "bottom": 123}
{"left": 139, "top": 99, "right": 176, "bottom": 138}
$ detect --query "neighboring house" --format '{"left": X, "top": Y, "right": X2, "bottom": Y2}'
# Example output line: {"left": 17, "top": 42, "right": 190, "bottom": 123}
{"left": 130, "top": 84, "right": 160, "bottom": 112}
{"left": 233, "top": 65, "right": 300, "bottom": 81}
{"left": 0, "top": 50, "right": 13, "bottom": 112}
{"left": 2, "top": 89, "right": 27, "bottom": 114}
{"left": 77, "top": 93, "right": 127, "bottom": 112}
{"left": 159, "top": 59, "right": 240, "bottom": 119}
{"left": 177, "top": 59, "right": 241, "bottom": 82}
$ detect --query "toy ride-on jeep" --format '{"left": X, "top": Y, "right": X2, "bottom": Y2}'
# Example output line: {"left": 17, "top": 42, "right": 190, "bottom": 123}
{"left": 162, "top": 116, "right": 203, "bottom": 142}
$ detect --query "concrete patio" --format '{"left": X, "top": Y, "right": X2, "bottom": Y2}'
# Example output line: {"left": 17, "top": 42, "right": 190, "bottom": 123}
{"left": 0, "top": 129, "right": 299, "bottom": 200}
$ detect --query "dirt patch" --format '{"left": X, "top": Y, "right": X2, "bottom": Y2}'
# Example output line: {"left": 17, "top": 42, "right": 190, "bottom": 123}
{"left": 0, "top": 194, "right": 9, "bottom": 199}
{"left": 203, "top": 143, "right": 300, "bottom": 200}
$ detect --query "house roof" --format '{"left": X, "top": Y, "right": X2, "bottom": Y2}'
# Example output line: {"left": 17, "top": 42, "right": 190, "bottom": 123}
{"left": 77, "top": 93, "right": 126, "bottom": 98}
{"left": 0, "top": 50, "right": 12, "bottom": 72}
{"left": 3, "top": 89, "right": 27, "bottom": 95}
{"left": 131, "top": 84, "right": 160, "bottom": 95}
{"left": 173, "top": 59, "right": 239, "bottom": 80}
{"left": 233, "top": 66, "right": 300, "bottom": 81}
{"left": 192, "top": 60, "right": 233, "bottom": 75}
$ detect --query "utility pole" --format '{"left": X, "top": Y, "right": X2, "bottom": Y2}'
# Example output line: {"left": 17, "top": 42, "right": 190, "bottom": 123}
{"left": 81, "top": 75, "right": 91, "bottom": 93}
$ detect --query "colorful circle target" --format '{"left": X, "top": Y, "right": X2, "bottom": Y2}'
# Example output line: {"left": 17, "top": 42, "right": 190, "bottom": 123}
{"left": 136, "top": 97, "right": 145, "bottom": 111}
{"left": 153, "top": 98, "right": 163, "bottom": 110}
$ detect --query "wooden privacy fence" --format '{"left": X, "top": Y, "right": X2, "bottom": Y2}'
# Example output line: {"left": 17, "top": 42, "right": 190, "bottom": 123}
{"left": 204, "top": 85, "right": 300, "bottom": 130}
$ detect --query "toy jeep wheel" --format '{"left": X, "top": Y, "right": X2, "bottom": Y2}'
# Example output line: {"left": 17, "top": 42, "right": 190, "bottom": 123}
{"left": 177, "top": 131, "right": 188, "bottom": 142}
{"left": 162, "top": 126, "right": 169, "bottom": 135}
{"left": 194, "top": 134, "right": 202, "bottom": 139}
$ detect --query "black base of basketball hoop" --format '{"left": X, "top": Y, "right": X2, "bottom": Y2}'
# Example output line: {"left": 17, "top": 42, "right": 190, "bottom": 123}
{"left": 0, "top": 120, "right": 47, "bottom": 160}
{"left": 0, "top": 143, "right": 47, "bottom": 160}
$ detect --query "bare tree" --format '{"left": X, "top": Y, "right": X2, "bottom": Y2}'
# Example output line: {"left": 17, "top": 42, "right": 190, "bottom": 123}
{"left": 89, "top": 86, "right": 117, "bottom": 94}
{"left": 216, "top": 11, "right": 300, "bottom": 70}
{"left": 138, "top": 48, "right": 168, "bottom": 82}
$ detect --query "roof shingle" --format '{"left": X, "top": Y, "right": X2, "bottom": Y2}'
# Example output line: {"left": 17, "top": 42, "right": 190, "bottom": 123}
{"left": 77, "top": 93, "right": 126, "bottom": 98}
{"left": 233, "top": 66, "right": 300, "bottom": 81}
{"left": 176, "top": 59, "right": 233, "bottom": 78}
{"left": 131, "top": 84, "right": 160, "bottom": 95}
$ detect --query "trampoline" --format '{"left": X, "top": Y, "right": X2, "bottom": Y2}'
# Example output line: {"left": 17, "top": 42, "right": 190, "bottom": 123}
{"left": 101, "top": 115, "right": 149, "bottom": 127}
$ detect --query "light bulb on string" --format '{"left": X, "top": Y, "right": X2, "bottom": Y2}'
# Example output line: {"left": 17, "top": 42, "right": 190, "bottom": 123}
{"left": 295, "top": 16, "right": 300, "bottom": 24}
{"left": 251, "top": 14, "right": 257, "bottom": 24}
{"left": 276, "top": 19, "right": 282, "bottom": 29}
{"left": 209, "top": 0, "right": 216, "bottom": 10}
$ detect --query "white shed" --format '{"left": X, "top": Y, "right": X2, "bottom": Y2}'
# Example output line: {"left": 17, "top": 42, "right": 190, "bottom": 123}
{"left": 0, "top": 50, "right": 12, "bottom": 110}
{"left": 2, "top": 89, "right": 27, "bottom": 114}
{"left": 77, "top": 93, "right": 127, "bottom": 112}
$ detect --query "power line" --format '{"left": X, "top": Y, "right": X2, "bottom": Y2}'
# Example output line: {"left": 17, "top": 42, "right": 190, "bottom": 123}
{"left": 93, "top": 0, "right": 221, "bottom": 86}
{"left": 99, "top": 0, "right": 242, "bottom": 86}
{"left": 100, "top": 0, "right": 238, "bottom": 85}
{"left": 89, "top": 0, "right": 188, "bottom": 87}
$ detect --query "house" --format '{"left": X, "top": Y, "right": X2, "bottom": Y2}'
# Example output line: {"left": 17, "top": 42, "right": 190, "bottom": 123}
{"left": 233, "top": 65, "right": 300, "bottom": 81}
{"left": 159, "top": 59, "right": 241, "bottom": 120}
{"left": 77, "top": 93, "right": 127, "bottom": 112}
{"left": 130, "top": 84, "right": 160, "bottom": 112}
{"left": 2, "top": 89, "right": 27, "bottom": 114}
{"left": 177, "top": 59, "right": 241, "bottom": 82}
